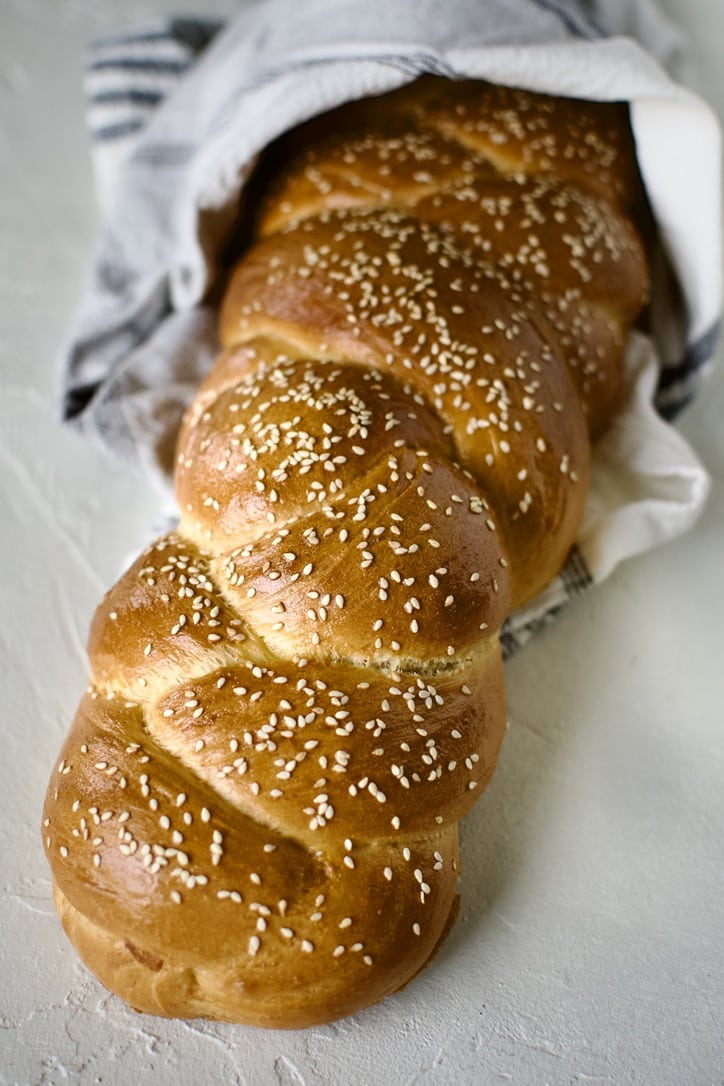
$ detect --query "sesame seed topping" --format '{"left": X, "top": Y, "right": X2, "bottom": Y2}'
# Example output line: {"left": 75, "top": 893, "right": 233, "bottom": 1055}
{"left": 45, "top": 81, "right": 650, "bottom": 1025}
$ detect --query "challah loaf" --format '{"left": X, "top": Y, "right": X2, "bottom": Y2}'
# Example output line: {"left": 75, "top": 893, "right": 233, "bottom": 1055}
{"left": 43, "top": 78, "right": 649, "bottom": 1028}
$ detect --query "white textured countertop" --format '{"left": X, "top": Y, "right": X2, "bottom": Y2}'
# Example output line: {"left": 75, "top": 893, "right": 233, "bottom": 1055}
{"left": 1, "top": 2, "right": 722, "bottom": 1084}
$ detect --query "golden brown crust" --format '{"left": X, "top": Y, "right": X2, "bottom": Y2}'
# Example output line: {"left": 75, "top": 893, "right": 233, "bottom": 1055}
{"left": 43, "top": 77, "right": 649, "bottom": 1027}
{"left": 45, "top": 689, "right": 468, "bottom": 1027}
{"left": 219, "top": 209, "right": 591, "bottom": 607}
{"left": 254, "top": 79, "right": 648, "bottom": 441}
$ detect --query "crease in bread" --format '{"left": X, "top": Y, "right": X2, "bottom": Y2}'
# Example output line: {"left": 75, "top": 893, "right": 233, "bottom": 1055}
{"left": 43, "top": 77, "right": 649, "bottom": 1028}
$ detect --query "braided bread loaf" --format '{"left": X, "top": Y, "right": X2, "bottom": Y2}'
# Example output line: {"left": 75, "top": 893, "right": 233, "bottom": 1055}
{"left": 43, "top": 78, "right": 649, "bottom": 1028}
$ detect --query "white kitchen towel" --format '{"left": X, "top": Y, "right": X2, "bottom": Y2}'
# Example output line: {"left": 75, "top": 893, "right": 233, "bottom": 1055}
{"left": 60, "top": 0, "right": 721, "bottom": 655}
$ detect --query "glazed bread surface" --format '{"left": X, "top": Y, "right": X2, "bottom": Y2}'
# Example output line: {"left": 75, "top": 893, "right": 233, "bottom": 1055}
{"left": 43, "top": 78, "right": 649, "bottom": 1028}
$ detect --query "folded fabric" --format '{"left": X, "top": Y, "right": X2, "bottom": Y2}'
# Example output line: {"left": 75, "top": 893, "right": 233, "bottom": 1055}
{"left": 60, "top": 0, "right": 721, "bottom": 654}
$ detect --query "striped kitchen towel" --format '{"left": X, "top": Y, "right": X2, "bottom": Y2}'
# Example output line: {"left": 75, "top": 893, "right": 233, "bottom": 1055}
{"left": 60, "top": 0, "right": 721, "bottom": 655}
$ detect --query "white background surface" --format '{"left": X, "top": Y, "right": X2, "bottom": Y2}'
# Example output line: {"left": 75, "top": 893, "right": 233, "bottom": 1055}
{"left": 1, "top": 2, "right": 722, "bottom": 1084}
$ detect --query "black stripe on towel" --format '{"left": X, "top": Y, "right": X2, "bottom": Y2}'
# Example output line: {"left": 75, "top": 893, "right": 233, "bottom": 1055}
{"left": 656, "top": 321, "right": 720, "bottom": 418}
{"left": 560, "top": 545, "right": 593, "bottom": 596}
{"left": 91, "top": 119, "right": 146, "bottom": 142}
{"left": 88, "top": 56, "right": 191, "bottom": 75}
{"left": 89, "top": 88, "right": 166, "bottom": 108}
{"left": 658, "top": 321, "right": 720, "bottom": 392}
